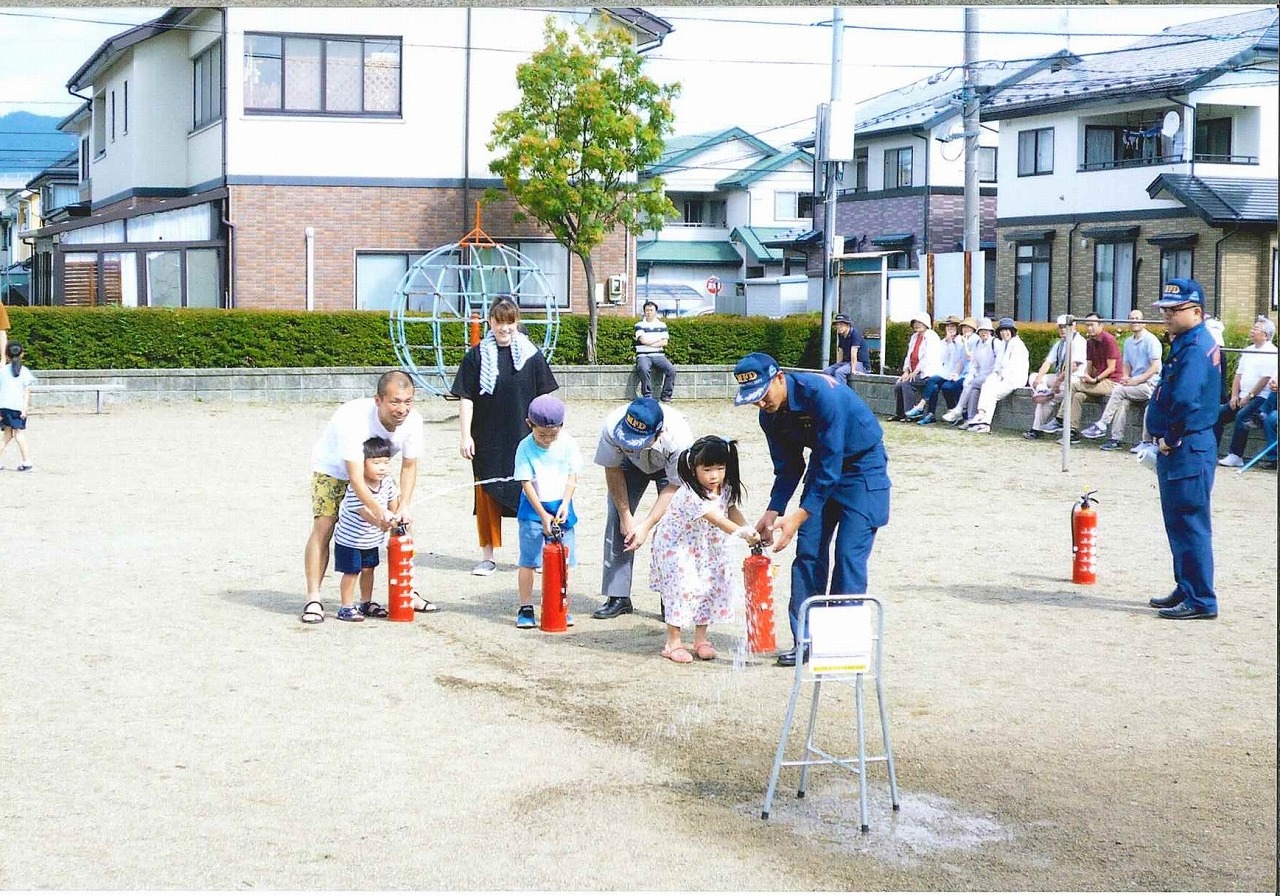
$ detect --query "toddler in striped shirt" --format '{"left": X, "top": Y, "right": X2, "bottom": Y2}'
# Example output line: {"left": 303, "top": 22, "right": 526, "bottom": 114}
{"left": 333, "top": 436, "right": 401, "bottom": 622}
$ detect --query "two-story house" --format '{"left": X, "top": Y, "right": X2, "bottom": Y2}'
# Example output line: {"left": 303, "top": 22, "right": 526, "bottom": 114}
{"left": 25, "top": 6, "right": 672, "bottom": 312}
{"left": 636, "top": 127, "right": 813, "bottom": 311}
{"left": 984, "top": 7, "right": 1278, "bottom": 328}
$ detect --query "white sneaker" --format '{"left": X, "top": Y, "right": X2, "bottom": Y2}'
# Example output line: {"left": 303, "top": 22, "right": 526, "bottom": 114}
{"left": 1130, "top": 441, "right": 1154, "bottom": 454}
{"left": 1218, "top": 454, "right": 1244, "bottom": 468}
{"left": 471, "top": 559, "right": 498, "bottom": 576}
{"left": 941, "top": 408, "right": 961, "bottom": 423}
{"left": 1080, "top": 423, "right": 1107, "bottom": 440}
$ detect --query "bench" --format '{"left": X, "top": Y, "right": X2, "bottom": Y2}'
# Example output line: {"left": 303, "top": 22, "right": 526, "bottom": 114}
{"left": 30, "top": 383, "right": 126, "bottom": 414}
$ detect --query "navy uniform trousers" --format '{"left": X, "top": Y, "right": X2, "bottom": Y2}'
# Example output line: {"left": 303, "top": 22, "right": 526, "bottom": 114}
{"left": 1154, "top": 428, "right": 1218, "bottom": 614}
{"left": 788, "top": 444, "right": 891, "bottom": 640}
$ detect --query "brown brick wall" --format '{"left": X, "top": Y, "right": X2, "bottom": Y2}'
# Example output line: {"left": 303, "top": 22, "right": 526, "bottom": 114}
{"left": 227, "top": 185, "right": 635, "bottom": 314}
{"left": 994, "top": 216, "right": 1277, "bottom": 329}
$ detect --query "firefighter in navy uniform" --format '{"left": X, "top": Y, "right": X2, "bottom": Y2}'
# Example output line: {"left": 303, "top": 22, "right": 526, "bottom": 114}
{"left": 1146, "top": 279, "right": 1222, "bottom": 620}
{"left": 732, "top": 353, "right": 892, "bottom": 665}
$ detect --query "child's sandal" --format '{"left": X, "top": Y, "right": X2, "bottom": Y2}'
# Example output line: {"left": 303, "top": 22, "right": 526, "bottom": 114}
{"left": 661, "top": 644, "right": 694, "bottom": 664}
{"left": 692, "top": 641, "right": 717, "bottom": 661}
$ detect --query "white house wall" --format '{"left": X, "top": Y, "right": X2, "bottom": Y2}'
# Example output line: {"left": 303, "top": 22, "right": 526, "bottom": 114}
{"left": 748, "top": 161, "right": 815, "bottom": 228}
{"left": 661, "top": 137, "right": 768, "bottom": 192}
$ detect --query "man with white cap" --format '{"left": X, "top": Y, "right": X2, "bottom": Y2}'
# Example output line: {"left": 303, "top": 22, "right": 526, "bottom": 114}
{"left": 733, "top": 352, "right": 891, "bottom": 666}
{"left": 1023, "top": 315, "right": 1087, "bottom": 440}
{"left": 591, "top": 396, "right": 694, "bottom": 619}
{"left": 889, "top": 312, "right": 942, "bottom": 421}
{"left": 1146, "top": 278, "right": 1222, "bottom": 620}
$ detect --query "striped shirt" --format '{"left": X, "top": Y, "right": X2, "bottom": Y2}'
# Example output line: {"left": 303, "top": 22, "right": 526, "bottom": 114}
{"left": 634, "top": 318, "right": 669, "bottom": 356}
{"left": 335, "top": 475, "right": 400, "bottom": 549}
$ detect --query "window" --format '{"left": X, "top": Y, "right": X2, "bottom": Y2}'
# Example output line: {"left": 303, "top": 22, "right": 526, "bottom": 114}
{"left": 193, "top": 43, "right": 223, "bottom": 129}
{"left": 1083, "top": 125, "right": 1173, "bottom": 171}
{"left": 110, "top": 90, "right": 116, "bottom": 142}
{"left": 358, "top": 243, "right": 570, "bottom": 312}
{"left": 80, "top": 137, "right": 89, "bottom": 181}
{"left": 244, "top": 33, "right": 401, "bottom": 115}
{"left": 977, "top": 146, "right": 997, "bottom": 182}
{"left": 91, "top": 93, "right": 106, "bottom": 156}
{"left": 884, "top": 147, "right": 912, "bottom": 188}
{"left": 1015, "top": 240, "right": 1051, "bottom": 321}
{"left": 123, "top": 81, "right": 128, "bottom": 134}
{"left": 1017, "top": 127, "right": 1053, "bottom": 176}
{"left": 679, "top": 198, "right": 726, "bottom": 227}
{"left": 774, "top": 191, "right": 800, "bottom": 220}
{"left": 797, "top": 194, "right": 814, "bottom": 219}
{"left": 853, "top": 148, "right": 868, "bottom": 192}
{"left": 1094, "top": 240, "right": 1135, "bottom": 319}
{"left": 1194, "top": 117, "right": 1232, "bottom": 161}
{"left": 1160, "top": 248, "right": 1192, "bottom": 287}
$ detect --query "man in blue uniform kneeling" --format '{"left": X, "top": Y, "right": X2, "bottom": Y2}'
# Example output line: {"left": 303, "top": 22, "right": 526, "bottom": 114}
{"left": 1146, "top": 279, "right": 1222, "bottom": 620}
{"left": 733, "top": 353, "right": 892, "bottom": 665}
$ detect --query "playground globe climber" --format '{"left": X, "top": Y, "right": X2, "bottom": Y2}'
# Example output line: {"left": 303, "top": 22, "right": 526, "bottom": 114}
{"left": 389, "top": 203, "right": 561, "bottom": 397}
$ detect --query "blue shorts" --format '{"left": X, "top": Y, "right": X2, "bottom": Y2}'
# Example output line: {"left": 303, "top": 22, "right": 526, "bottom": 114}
{"left": 517, "top": 518, "right": 576, "bottom": 569}
{"left": 334, "top": 543, "right": 380, "bottom": 574}
{"left": 0, "top": 408, "right": 27, "bottom": 430}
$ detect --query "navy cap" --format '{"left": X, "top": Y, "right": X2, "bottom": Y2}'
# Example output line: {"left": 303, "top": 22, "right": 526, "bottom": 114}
{"left": 996, "top": 317, "right": 1017, "bottom": 334}
{"left": 733, "top": 352, "right": 781, "bottom": 406}
{"left": 613, "top": 397, "right": 663, "bottom": 449}
{"left": 527, "top": 394, "right": 565, "bottom": 427}
{"left": 833, "top": 314, "right": 851, "bottom": 325}
{"left": 1154, "top": 278, "right": 1206, "bottom": 308}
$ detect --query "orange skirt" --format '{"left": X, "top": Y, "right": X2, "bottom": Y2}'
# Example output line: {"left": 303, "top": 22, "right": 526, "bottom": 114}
{"left": 474, "top": 484, "right": 504, "bottom": 548}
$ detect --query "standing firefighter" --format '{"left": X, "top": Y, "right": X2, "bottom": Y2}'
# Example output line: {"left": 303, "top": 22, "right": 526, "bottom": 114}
{"left": 1146, "top": 279, "right": 1222, "bottom": 620}
{"left": 732, "top": 353, "right": 892, "bottom": 666}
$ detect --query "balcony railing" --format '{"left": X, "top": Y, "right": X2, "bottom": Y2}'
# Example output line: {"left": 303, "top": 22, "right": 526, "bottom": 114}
{"left": 1079, "top": 154, "right": 1183, "bottom": 172}
{"left": 1192, "top": 153, "right": 1259, "bottom": 165}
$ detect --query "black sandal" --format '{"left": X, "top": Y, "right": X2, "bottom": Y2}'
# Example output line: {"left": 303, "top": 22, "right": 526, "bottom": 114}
{"left": 358, "top": 601, "right": 389, "bottom": 618}
{"left": 300, "top": 600, "right": 325, "bottom": 624}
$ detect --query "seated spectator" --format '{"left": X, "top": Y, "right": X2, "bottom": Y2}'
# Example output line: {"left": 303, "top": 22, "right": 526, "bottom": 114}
{"left": 821, "top": 313, "right": 868, "bottom": 380}
{"left": 1258, "top": 381, "right": 1277, "bottom": 470}
{"left": 943, "top": 318, "right": 996, "bottom": 425}
{"left": 1057, "top": 312, "right": 1123, "bottom": 442}
{"left": 889, "top": 312, "right": 942, "bottom": 421}
{"left": 1023, "top": 315, "right": 1086, "bottom": 440}
{"left": 1218, "top": 316, "right": 1278, "bottom": 467}
{"left": 634, "top": 300, "right": 676, "bottom": 402}
{"left": 964, "top": 317, "right": 1029, "bottom": 433}
{"left": 1081, "top": 308, "right": 1164, "bottom": 451}
{"left": 905, "top": 315, "right": 965, "bottom": 425}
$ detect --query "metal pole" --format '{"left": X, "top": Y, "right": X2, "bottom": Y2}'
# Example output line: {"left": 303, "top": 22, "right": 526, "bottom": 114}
{"left": 820, "top": 6, "right": 845, "bottom": 369}
{"left": 1061, "top": 316, "right": 1074, "bottom": 472}
{"left": 962, "top": 8, "right": 980, "bottom": 254}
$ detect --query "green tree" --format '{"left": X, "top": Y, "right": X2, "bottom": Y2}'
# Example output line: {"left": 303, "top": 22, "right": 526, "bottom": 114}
{"left": 487, "top": 19, "right": 679, "bottom": 363}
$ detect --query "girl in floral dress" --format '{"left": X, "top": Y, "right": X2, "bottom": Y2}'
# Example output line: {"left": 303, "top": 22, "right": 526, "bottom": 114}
{"left": 649, "top": 436, "right": 759, "bottom": 664}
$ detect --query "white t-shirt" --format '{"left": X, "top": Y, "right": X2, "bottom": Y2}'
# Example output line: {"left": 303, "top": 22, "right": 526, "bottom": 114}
{"left": 513, "top": 433, "right": 584, "bottom": 504}
{"left": 0, "top": 364, "right": 36, "bottom": 410}
{"left": 310, "top": 397, "right": 424, "bottom": 480}
{"left": 1235, "top": 343, "right": 1277, "bottom": 397}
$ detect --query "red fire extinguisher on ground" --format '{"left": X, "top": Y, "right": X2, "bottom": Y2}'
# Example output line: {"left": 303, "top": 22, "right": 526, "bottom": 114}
{"left": 540, "top": 522, "right": 570, "bottom": 632}
{"left": 386, "top": 522, "right": 416, "bottom": 621}
{"left": 1071, "top": 490, "right": 1100, "bottom": 585}
{"left": 744, "top": 542, "right": 777, "bottom": 654}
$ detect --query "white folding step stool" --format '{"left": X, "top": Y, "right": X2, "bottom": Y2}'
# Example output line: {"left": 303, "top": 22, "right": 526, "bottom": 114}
{"left": 761, "top": 595, "right": 900, "bottom": 832}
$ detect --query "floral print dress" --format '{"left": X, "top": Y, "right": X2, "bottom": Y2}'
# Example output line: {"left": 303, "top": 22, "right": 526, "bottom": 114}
{"left": 648, "top": 484, "right": 741, "bottom": 627}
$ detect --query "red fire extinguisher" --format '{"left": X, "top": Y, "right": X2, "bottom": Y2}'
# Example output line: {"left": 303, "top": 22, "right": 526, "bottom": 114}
{"left": 469, "top": 311, "right": 482, "bottom": 348}
{"left": 1071, "top": 490, "right": 1100, "bottom": 585}
{"left": 386, "top": 522, "right": 416, "bottom": 622}
{"left": 540, "top": 522, "right": 570, "bottom": 632}
{"left": 744, "top": 543, "right": 777, "bottom": 654}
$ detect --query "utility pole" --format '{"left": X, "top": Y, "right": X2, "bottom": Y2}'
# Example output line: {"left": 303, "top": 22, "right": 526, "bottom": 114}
{"left": 819, "top": 5, "right": 845, "bottom": 368}
{"left": 962, "top": 7, "right": 980, "bottom": 255}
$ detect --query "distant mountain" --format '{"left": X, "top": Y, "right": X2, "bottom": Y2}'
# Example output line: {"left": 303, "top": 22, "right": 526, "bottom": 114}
{"left": 0, "top": 112, "right": 78, "bottom": 182}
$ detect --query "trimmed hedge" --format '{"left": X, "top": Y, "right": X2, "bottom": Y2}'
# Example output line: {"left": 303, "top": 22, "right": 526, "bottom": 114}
{"left": 1, "top": 306, "right": 1255, "bottom": 374}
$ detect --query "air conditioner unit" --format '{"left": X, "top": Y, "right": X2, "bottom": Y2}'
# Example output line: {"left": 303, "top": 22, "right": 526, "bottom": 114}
{"left": 607, "top": 274, "right": 626, "bottom": 297}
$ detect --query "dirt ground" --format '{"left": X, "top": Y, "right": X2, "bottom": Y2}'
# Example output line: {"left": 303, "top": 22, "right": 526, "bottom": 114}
{"left": 1, "top": 397, "right": 1275, "bottom": 891}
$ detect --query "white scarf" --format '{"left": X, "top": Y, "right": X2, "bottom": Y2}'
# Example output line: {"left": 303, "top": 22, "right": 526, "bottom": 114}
{"left": 479, "top": 331, "right": 539, "bottom": 396}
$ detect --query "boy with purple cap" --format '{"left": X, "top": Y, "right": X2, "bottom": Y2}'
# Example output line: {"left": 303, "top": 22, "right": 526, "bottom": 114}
{"left": 733, "top": 352, "right": 891, "bottom": 666}
{"left": 511, "top": 394, "right": 583, "bottom": 628}
{"left": 1145, "top": 278, "right": 1221, "bottom": 621}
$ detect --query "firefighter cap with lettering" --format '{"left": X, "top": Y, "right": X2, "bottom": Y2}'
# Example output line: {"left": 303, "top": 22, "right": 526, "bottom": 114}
{"left": 613, "top": 397, "right": 664, "bottom": 450}
{"left": 1154, "top": 278, "right": 1206, "bottom": 309}
{"left": 733, "top": 352, "right": 781, "bottom": 406}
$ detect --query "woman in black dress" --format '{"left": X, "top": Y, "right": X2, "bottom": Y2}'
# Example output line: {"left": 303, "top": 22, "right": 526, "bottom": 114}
{"left": 451, "top": 297, "right": 558, "bottom": 575}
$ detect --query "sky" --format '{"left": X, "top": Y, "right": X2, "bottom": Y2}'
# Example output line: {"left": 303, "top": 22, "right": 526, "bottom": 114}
{"left": 0, "top": 4, "right": 1269, "bottom": 171}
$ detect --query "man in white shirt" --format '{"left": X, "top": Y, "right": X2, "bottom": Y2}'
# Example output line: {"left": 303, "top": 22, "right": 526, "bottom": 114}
{"left": 1081, "top": 308, "right": 1164, "bottom": 451}
{"left": 302, "top": 370, "right": 426, "bottom": 624}
{"left": 1023, "top": 315, "right": 1087, "bottom": 440}
{"left": 591, "top": 397, "right": 693, "bottom": 618}
{"left": 634, "top": 301, "right": 676, "bottom": 402}
{"left": 1218, "top": 316, "right": 1278, "bottom": 467}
